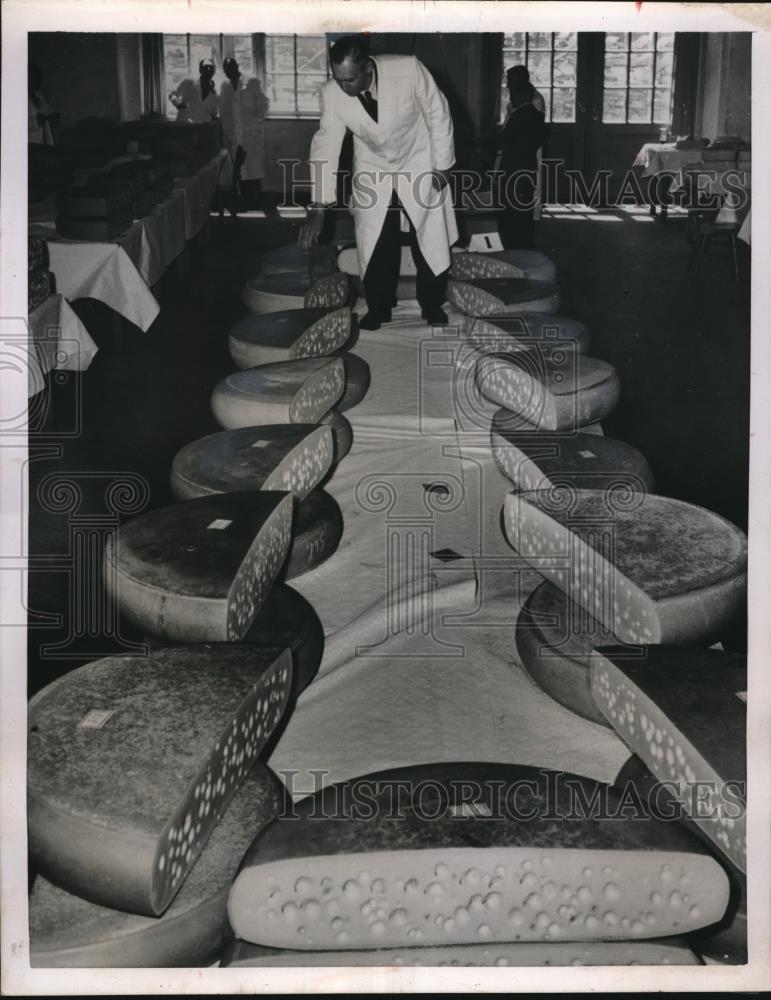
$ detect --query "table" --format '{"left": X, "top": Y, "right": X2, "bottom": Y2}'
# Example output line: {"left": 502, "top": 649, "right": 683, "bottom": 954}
{"left": 633, "top": 143, "right": 708, "bottom": 219}
{"left": 27, "top": 294, "right": 98, "bottom": 397}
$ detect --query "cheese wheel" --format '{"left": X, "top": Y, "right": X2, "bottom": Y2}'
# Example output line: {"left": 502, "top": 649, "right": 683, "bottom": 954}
{"left": 29, "top": 766, "right": 281, "bottom": 967}
{"left": 334, "top": 352, "right": 371, "bottom": 412}
{"left": 212, "top": 358, "right": 345, "bottom": 430}
{"left": 29, "top": 270, "right": 57, "bottom": 311}
{"left": 468, "top": 314, "right": 590, "bottom": 356}
{"left": 242, "top": 272, "right": 352, "bottom": 315}
{"left": 448, "top": 278, "right": 559, "bottom": 317}
{"left": 284, "top": 489, "right": 344, "bottom": 580}
{"left": 320, "top": 410, "right": 353, "bottom": 463}
{"left": 28, "top": 236, "right": 50, "bottom": 273}
{"left": 503, "top": 490, "right": 747, "bottom": 646}
{"left": 258, "top": 244, "right": 340, "bottom": 279}
{"left": 477, "top": 354, "right": 620, "bottom": 431}
{"left": 222, "top": 937, "right": 698, "bottom": 967}
{"left": 590, "top": 645, "right": 746, "bottom": 873}
{"left": 228, "top": 308, "right": 356, "bottom": 369}
{"left": 170, "top": 425, "right": 333, "bottom": 503}
{"left": 56, "top": 185, "right": 133, "bottom": 217}
{"left": 451, "top": 250, "right": 557, "bottom": 285}
{"left": 491, "top": 422, "right": 655, "bottom": 494}
{"left": 244, "top": 585, "right": 324, "bottom": 697}
{"left": 28, "top": 645, "right": 292, "bottom": 917}
{"left": 516, "top": 582, "right": 617, "bottom": 727}
{"left": 55, "top": 212, "right": 133, "bottom": 241}
{"left": 105, "top": 491, "right": 294, "bottom": 642}
{"left": 228, "top": 762, "right": 730, "bottom": 949}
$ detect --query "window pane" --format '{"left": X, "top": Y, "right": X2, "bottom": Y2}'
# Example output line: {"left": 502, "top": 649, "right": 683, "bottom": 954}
{"left": 296, "top": 35, "right": 327, "bottom": 74}
{"left": 266, "top": 74, "right": 296, "bottom": 112}
{"left": 604, "top": 51, "right": 628, "bottom": 87}
{"left": 628, "top": 88, "right": 653, "bottom": 122}
{"left": 605, "top": 32, "right": 628, "bottom": 51}
{"left": 229, "top": 35, "right": 255, "bottom": 75}
{"left": 629, "top": 51, "right": 654, "bottom": 87}
{"left": 552, "top": 87, "right": 576, "bottom": 123}
{"left": 265, "top": 35, "right": 294, "bottom": 74}
{"left": 553, "top": 50, "right": 577, "bottom": 86}
{"left": 630, "top": 32, "right": 654, "bottom": 51}
{"left": 502, "top": 50, "right": 525, "bottom": 73}
{"left": 655, "top": 50, "right": 674, "bottom": 87}
{"left": 603, "top": 89, "right": 627, "bottom": 123}
{"left": 504, "top": 32, "right": 526, "bottom": 50}
{"left": 554, "top": 32, "right": 578, "bottom": 50}
{"left": 656, "top": 32, "right": 675, "bottom": 50}
{"left": 528, "top": 32, "right": 552, "bottom": 50}
{"left": 297, "top": 75, "right": 325, "bottom": 112}
{"left": 654, "top": 88, "right": 672, "bottom": 123}
{"left": 528, "top": 51, "right": 552, "bottom": 88}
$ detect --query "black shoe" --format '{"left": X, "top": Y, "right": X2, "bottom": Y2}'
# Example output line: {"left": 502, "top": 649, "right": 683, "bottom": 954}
{"left": 359, "top": 309, "right": 391, "bottom": 331}
{"left": 422, "top": 305, "right": 449, "bottom": 325}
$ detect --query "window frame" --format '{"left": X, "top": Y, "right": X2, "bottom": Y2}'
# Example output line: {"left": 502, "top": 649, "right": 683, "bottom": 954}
{"left": 602, "top": 32, "right": 675, "bottom": 125}
{"left": 260, "top": 33, "right": 330, "bottom": 120}
{"left": 500, "top": 31, "right": 579, "bottom": 124}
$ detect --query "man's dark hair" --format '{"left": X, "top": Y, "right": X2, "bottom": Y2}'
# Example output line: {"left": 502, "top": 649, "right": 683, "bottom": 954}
{"left": 508, "top": 82, "right": 533, "bottom": 109}
{"left": 506, "top": 64, "right": 530, "bottom": 85}
{"left": 330, "top": 34, "right": 371, "bottom": 66}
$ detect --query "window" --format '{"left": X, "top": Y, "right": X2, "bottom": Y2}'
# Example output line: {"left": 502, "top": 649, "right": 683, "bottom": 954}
{"left": 602, "top": 32, "right": 675, "bottom": 124}
{"left": 263, "top": 35, "right": 329, "bottom": 116}
{"left": 501, "top": 32, "right": 578, "bottom": 123}
{"left": 162, "top": 34, "right": 255, "bottom": 118}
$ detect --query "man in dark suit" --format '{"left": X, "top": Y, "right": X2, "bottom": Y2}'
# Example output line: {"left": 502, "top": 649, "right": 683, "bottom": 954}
{"left": 498, "top": 80, "right": 547, "bottom": 250}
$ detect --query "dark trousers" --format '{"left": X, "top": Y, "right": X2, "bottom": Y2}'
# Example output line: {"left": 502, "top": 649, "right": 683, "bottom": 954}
{"left": 498, "top": 175, "right": 536, "bottom": 250}
{"left": 363, "top": 191, "right": 448, "bottom": 315}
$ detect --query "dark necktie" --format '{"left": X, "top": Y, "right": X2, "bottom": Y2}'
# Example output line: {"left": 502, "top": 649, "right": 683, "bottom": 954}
{"left": 359, "top": 89, "right": 378, "bottom": 122}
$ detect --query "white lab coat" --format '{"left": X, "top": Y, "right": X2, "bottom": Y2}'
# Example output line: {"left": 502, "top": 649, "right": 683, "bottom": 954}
{"left": 219, "top": 75, "right": 268, "bottom": 181}
{"left": 170, "top": 79, "right": 220, "bottom": 123}
{"left": 309, "top": 55, "right": 458, "bottom": 277}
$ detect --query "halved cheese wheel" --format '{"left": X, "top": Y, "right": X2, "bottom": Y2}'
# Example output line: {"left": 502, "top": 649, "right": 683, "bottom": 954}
{"left": 29, "top": 766, "right": 281, "bottom": 967}
{"left": 242, "top": 272, "right": 352, "bottom": 315}
{"left": 468, "top": 314, "right": 590, "bottom": 356}
{"left": 477, "top": 354, "right": 620, "bottom": 431}
{"left": 590, "top": 645, "right": 746, "bottom": 873}
{"left": 228, "top": 762, "right": 730, "bottom": 949}
{"left": 28, "top": 645, "right": 292, "bottom": 917}
{"left": 170, "top": 425, "right": 333, "bottom": 503}
{"left": 451, "top": 250, "right": 557, "bottom": 285}
{"left": 222, "top": 937, "right": 698, "bottom": 967}
{"left": 105, "top": 491, "right": 293, "bottom": 642}
{"left": 491, "top": 422, "right": 655, "bottom": 494}
{"left": 284, "top": 489, "right": 343, "bottom": 580}
{"left": 320, "top": 410, "right": 353, "bottom": 463}
{"left": 258, "top": 244, "right": 340, "bottom": 279}
{"left": 211, "top": 358, "right": 345, "bottom": 430}
{"left": 55, "top": 212, "right": 132, "bottom": 241}
{"left": 244, "top": 585, "right": 324, "bottom": 697}
{"left": 335, "top": 352, "right": 371, "bottom": 412}
{"left": 503, "top": 490, "right": 747, "bottom": 646}
{"left": 516, "top": 582, "right": 617, "bottom": 727}
{"left": 228, "top": 308, "right": 356, "bottom": 369}
{"left": 448, "top": 278, "right": 559, "bottom": 317}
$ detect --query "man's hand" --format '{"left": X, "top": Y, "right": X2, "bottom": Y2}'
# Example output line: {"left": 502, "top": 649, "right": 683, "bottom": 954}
{"left": 431, "top": 169, "right": 450, "bottom": 192}
{"left": 298, "top": 207, "right": 325, "bottom": 249}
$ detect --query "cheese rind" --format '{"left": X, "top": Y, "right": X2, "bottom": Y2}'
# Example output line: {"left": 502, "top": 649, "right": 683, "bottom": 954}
{"left": 320, "top": 410, "right": 353, "bottom": 463}
{"left": 468, "top": 314, "right": 590, "bottom": 356}
{"left": 28, "top": 646, "right": 292, "bottom": 916}
{"left": 228, "top": 308, "right": 355, "bottom": 369}
{"left": 334, "top": 352, "right": 371, "bottom": 412}
{"left": 244, "top": 585, "right": 324, "bottom": 696}
{"left": 451, "top": 250, "right": 557, "bottom": 284}
{"left": 242, "top": 273, "right": 351, "bottom": 315}
{"left": 283, "top": 489, "right": 344, "bottom": 580}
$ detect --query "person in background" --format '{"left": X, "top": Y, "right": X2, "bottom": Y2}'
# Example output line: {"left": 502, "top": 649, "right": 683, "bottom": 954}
{"left": 169, "top": 57, "right": 220, "bottom": 123}
{"left": 498, "top": 78, "right": 546, "bottom": 250}
{"left": 500, "top": 65, "right": 547, "bottom": 225}
{"left": 28, "top": 64, "right": 60, "bottom": 145}
{"left": 298, "top": 34, "right": 457, "bottom": 330}
{"left": 219, "top": 56, "right": 269, "bottom": 210}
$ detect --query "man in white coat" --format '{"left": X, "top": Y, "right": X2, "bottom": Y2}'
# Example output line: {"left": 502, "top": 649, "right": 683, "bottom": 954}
{"left": 299, "top": 35, "right": 458, "bottom": 329}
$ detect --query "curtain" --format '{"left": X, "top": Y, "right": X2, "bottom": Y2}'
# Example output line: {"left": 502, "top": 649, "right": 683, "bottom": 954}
{"left": 142, "top": 34, "right": 166, "bottom": 117}
{"left": 671, "top": 33, "right": 700, "bottom": 136}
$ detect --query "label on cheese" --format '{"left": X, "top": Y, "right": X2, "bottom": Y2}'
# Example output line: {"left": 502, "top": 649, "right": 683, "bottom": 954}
{"left": 206, "top": 519, "right": 232, "bottom": 531}
{"left": 450, "top": 801, "right": 493, "bottom": 818}
{"left": 250, "top": 441, "right": 269, "bottom": 449}
{"left": 78, "top": 709, "right": 114, "bottom": 730}
{"left": 736, "top": 691, "right": 747, "bottom": 703}
{"left": 578, "top": 450, "right": 596, "bottom": 459}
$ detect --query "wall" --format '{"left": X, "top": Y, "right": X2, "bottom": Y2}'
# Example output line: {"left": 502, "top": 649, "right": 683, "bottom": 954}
{"left": 695, "top": 33, "right": 751, "bottom": 140}
{"left": 28, "top": 32, "right": 122, "bottom": 128}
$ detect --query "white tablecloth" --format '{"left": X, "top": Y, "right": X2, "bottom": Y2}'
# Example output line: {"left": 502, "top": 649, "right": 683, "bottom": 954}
{"left": 738, "top": 209, "right": 751, "bottom": 245}
{"left": 633, "top": 143, "right": 705, "bottom": 176}
{"left": 27, "top": 293, "right": 98, "bottom": 396}
{"left": 173, "top": 149, "right": 228, "bottom": 239}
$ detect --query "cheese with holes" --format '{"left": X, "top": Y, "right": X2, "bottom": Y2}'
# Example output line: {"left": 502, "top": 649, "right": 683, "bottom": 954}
{"left": 503, "top": 490, "right": 747, "bottom": 646}
{"left": 227, "top": 762, "right": 730, "bottom": 949}
{"left": 28, "top": 645, "right": 292, "bottom": 917}
{"left": 451, "top": 250, "right": 557, "bottom": 285}
{"left": 222, "top": 937, "right": 698, "bottom": 967}
{"left": 29, "top": 765, "right": 282, "bottom": 967}
{"left": 320, "top": 410, "right": 353, "bottom": 463}
{"left": 244, "top": 585, "right": 324, "bottom": 697}
{"left": 170, "top": 425, "right": 333, "bottom": 503}
{"left": 492, "top": 422, "right": 654, "bottom": 494}
{"left": 211, "top": 358, "right": 345, "bottom": 430}
{"left": 477, "top": 354, "right": 620, "bottom": 431}
{"left": 468, "top": 315, "right": 590, "bottom": 356}
{"left": 242, "top": 273, "right": 352, "bottom": 315}
{"left": 228, "top": 308, "right": 356, "bottom": 369}
{"left": 516, "top": 582, "right": 618, "bottom": 727}
{"left": 334, "top": 352, "right": 371, "bottom": 412}
{"left": 105, "top": 491, "right": 293, "bottom": 642}
{"left": 284, "top": 489, "right": 343, "bottom": 580}
{"left": 590, "top": 645, "right": 746, "bottom": 873}
{"left": 448, "top": 277, "right": 559, "bottom": 317}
